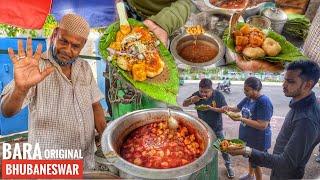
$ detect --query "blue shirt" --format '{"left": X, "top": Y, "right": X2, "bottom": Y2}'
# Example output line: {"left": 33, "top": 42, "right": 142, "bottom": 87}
{"left": 237, "top": 95, "right": 273, "bottom": 150}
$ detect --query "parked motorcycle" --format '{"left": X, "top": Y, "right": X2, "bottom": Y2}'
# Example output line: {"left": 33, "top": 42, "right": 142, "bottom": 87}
{"left": 216, "top": 82, "right": 231, "bottom": 94}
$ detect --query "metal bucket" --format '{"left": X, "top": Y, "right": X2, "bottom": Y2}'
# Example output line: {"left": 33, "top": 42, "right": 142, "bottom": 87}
{"left": 262, "top": 7, "right": 288, "bottom": 34}
{"left": 100, "top": 108, "right": 218, "bottom": 179}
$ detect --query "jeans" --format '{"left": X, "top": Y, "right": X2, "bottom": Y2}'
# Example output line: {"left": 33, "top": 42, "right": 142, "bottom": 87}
{"left": 215, "top": 130, "right": 231, "bottom": 167}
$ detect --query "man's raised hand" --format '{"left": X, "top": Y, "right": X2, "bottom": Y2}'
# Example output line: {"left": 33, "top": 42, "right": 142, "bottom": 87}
{"left": 8, "top": 38, "right": 54, "bottom": 93}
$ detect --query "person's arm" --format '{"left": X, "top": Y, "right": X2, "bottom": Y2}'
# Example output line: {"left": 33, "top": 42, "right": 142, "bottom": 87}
{"left": 183, "top": 94, "right": 201, "bottom": 107}
{"left": 228, "top": 118, "right": 318, "bottom": 170}
{"left": 1, "top": 84, "right": 29, "bottom": 117}
{"left": 222, "top": 106, "right": 240, "bottom": 112}
{"left": 1, "top": 39, "right": 53, "bottom": 117}
{"left": 238, "top": 118, "right": 269, "bottom": 130}
{"left": 240, "top": 97, "right": 272, "bottom": 130}
{"left": 147, "top": 0, "right": 194, "bottom": 36}
{"left": 183, "top": 97, "right": 193, "bottom": 107}
{"left": 92, "top": 102, "right": 107, "bottom": 137}
{"left": 209, "top": 107, "right": 225, "bottom": 113}
{"left": 87, "top": 61, "right": 106, "bottom": 139}
{"left": 251, "top": 118, "right": 317, "bottom": 169}
{"left": 222, "top": 97, "right": 245, "bottom": 112}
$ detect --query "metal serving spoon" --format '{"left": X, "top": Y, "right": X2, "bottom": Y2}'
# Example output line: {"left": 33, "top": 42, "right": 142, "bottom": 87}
{"left": 167, "top": 108, "right": 179, "bottom": 130}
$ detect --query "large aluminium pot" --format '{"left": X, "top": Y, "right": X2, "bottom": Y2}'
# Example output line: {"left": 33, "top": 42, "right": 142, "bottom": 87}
{"left": 100, "top": 108, "right": 217, "bottom": 179}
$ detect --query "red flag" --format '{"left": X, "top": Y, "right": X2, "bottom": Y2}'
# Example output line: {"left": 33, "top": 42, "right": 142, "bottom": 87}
{"left": 0, "top": 0, "right": 52, "bottom": 29}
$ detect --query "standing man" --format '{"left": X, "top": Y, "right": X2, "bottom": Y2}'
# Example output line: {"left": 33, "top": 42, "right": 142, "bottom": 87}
{"left": 183, "top": 78, "right": 235, "bottom": 178}
{"left": 0, "top": 14, "right": 106, "bottom": 170}
{"left": 226, "top": 60, "right": 320, "bottom": 179}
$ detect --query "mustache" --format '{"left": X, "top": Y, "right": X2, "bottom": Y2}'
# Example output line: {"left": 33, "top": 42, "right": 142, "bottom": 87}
{"left": 59, "top": 51, "right": 71, "bottom": 59}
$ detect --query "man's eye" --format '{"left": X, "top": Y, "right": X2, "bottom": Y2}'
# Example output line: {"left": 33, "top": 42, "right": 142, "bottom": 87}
{"left": 59, "top": 39, "right": 68, "bottom": 44}
{"left": 72, "top": 44, "right": 80, "bottom": 49}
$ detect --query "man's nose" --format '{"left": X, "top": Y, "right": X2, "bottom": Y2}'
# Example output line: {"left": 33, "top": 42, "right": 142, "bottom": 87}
{"left": 282, "top": 82, "right": 287, "bottom": 88}
{"left": 66, "top": 44, "right": 72, "bottom": 52}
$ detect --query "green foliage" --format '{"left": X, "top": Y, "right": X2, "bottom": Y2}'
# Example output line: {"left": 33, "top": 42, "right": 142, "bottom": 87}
{"left": 284, "top": 14, "right": 310, "bottom": 39}
{"left": 0, "top": 24, "right": 21, "bottom": 37}
{"left": 0, "top": 14, "right": 57, "bottom": 37}
{"left": 42, "top": 14, "right": 58, "bottom": 37}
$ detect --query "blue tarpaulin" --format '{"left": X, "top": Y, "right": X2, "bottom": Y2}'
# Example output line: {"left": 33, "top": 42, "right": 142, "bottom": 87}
{"left": 51, "top": 0, "right": 115, "bottom": 28}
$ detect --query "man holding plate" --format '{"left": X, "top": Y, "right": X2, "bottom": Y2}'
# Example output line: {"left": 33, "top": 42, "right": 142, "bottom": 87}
{"left": 183, "top": 78, "right": 235, "bottom": 178}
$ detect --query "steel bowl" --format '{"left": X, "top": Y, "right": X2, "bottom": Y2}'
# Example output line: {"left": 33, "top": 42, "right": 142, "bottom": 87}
{"left": 170, "top": 33, "right": 225, "bottom": 68}
{"left": 100, "top": 108, "right": 217, "bottom": 179}
{"left": 203, "top": 0, "right": 263, "bottom": 14}
{"left": 246, "top": 15, "right": 272, "bottom": 29}
{"left": 206, "top": 10, "right": 245, "bottom": 37}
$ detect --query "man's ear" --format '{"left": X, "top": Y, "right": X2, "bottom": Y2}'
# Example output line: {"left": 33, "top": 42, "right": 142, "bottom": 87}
{"left": 305, "top": 80, "right": 314, "bottom": 91}
{"left": 50, "top": 28, "right": 59, "bottom": 42}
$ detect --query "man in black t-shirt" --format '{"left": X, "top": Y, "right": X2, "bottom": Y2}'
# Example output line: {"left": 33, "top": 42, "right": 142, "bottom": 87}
{"left": 183, "top": 78, "right": 234, "bottom": 178}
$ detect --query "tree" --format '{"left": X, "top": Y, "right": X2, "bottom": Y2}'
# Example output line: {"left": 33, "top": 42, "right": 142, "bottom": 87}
{"left": 0, "top": 14, "right": 57, "bottom": 38}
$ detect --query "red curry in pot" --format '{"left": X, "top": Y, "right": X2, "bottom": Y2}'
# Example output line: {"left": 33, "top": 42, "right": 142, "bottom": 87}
{"left": 120, "top": 121, "right": 204, "bottom": 169}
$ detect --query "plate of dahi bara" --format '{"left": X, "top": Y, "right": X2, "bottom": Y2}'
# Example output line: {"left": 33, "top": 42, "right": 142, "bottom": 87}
{"left": 99, "top": 2, "right": 179, "bottom": 105}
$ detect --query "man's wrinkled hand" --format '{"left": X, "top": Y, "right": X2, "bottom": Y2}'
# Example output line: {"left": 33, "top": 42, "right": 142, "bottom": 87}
{"left": 143, "top": 19, "right": 168, "bottom": 48}
{"left": 8, "top": 38, "right": 54, "bottom": 93}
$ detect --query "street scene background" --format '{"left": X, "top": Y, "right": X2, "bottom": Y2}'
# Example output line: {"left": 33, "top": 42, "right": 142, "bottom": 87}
{"left": 177, "top": 81, "right": 320, "bottom": 179}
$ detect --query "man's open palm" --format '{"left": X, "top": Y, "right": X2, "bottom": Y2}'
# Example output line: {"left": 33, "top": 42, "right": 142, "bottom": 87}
{"left": 8, "top": 38, "right": 54, "bottom": 92}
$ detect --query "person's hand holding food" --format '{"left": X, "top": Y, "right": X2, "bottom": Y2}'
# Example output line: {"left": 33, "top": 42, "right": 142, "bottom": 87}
{"left": 225, "top": 145, "right": 252, "bottom": 157}
{"left": 219, "top": 139, "right": 248, "bottom": 156}
{"left": 144, "top": 19, "right": 168, "bottom": 47}
{"left": 226, "top": 147, "right": 246, "bottom": 156}
{"left": 222, "top": 106, "right": 233, "bottom": 112}
{"left": 231, "top": 24, "right": 284, "bottom": 72}
{"left": 225, "top": 111, "right": 242, "bottom": 121}
{"left": 234, "top": 55, "right": 284, "bottom": 73}
{"left": 208, "top": 105, "right": 224, "bottom": 113}
{"left": 190, "top": 95, "right": 202, "bottom": 104}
